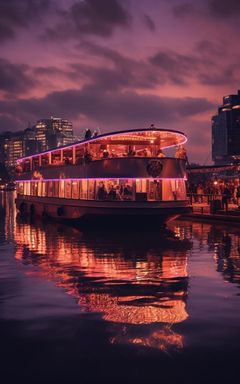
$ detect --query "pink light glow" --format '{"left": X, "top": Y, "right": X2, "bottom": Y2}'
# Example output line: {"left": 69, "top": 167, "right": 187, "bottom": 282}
{"left": 16, "top": 129, "right": 187, "bottom": 163}
{"left": 16, "top": 177, "right": 187, "bottom": 183}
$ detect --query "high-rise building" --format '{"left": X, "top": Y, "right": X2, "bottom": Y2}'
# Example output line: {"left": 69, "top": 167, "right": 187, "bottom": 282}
{"left": 23, "top": 127, "right": 41, "bottom": 156}
{"left": 34, "top": 117, "right": 74, "bottom": 151}
{"left": 4, "top": 131, "right": 24, "bottom": 168}
{"left": 212, "top": 90, "right": 240, "bottom": 164}
{"left": 0, "top": 133, "right": 9, "bottom": 165}
{"left": 0, "top": 117, "right": 76, "bottom": 168}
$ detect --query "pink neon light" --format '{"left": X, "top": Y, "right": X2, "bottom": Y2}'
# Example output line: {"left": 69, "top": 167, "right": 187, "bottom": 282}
{"left": 16, "top": 129, "right": 187, "bottom": 163}
{"left": 16, "top": 177, "right": 187, "bottom": 182}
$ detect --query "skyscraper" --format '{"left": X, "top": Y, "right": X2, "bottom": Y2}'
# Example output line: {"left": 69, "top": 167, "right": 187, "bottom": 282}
{"left": 2, "top": 131, "right": 24, "bottom": 168}
{"left": 35, "top": 117, "right": 74, "bottom": 151}
{"left": 0, "top": 117, "right": 76, "bottom": 168}
{"left": 212, "top": 90, "right": 240, "bottom": 164}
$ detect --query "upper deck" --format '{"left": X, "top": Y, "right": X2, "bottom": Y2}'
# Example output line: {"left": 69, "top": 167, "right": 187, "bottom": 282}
{"left": 16, "top": 128, "right": 187, "bottom": 173}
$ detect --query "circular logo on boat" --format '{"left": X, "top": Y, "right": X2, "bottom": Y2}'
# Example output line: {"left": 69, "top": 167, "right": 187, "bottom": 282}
{"left": 146, "top": 160, "right": 163, "bottom": 177}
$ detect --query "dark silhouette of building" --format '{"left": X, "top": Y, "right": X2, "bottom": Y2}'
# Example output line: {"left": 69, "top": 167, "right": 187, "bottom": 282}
{"left": 212, "top": 90, "right": 240, "bottom": 164}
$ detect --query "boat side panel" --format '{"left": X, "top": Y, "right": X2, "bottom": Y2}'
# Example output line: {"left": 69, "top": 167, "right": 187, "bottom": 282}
{"left": 17, "top": 158, "right": 187, "bottom": 180}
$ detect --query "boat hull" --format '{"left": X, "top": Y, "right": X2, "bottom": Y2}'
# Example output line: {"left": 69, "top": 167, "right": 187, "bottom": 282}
{"left": 16, "top": 195, "right": 192, "bottom": 224}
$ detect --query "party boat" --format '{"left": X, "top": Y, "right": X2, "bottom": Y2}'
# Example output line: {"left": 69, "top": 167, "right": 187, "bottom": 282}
{"left": 15, "top": 127, "right": 191, "bottom": 223}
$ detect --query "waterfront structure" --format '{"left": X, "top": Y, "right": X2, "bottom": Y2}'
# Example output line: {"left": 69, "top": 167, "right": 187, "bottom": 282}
{"left": 15, "top": 127, "right": 191, "bottom": 223}
{"left": 212, "top": 90, "right": 240, "bottom": 164}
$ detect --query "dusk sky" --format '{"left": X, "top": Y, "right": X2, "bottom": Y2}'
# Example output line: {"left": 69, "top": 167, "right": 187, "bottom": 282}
{"left": 0, "top": 0, "right": 240, "bottom": 163}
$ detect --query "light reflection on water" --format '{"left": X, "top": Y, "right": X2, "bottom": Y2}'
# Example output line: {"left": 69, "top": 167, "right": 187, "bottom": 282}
{"left": 14, "top": 211, "right": 191, "bottom": 352}
{"left": 1, "top": 192, "right": 240, "bottom": 381}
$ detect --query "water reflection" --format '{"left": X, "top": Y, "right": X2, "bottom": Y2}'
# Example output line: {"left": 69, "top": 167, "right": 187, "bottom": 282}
{"left": 14, "top": 217, "right": 191, "bottom": 351}
{"left": 172, "top": 220, "right": 240, "bottom": 289}
{"left": 2, "top": 192, "right": 240, "bottom": 358}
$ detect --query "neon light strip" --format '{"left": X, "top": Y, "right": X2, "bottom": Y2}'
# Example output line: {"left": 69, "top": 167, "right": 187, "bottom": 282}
{"left": 16, "top": 177, "right": 187, "bottom": 182}
{"left": 16, "top": 130, "right": 187, "bottom": 163}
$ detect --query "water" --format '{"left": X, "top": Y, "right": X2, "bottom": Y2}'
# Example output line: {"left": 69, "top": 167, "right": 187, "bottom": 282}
{"left": 1, "top": 192, "right": 240, "bottom": 383}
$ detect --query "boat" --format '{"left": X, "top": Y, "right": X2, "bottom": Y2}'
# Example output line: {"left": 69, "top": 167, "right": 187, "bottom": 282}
{"left": 15, "top": 127, "right": 191, "bottom": 224}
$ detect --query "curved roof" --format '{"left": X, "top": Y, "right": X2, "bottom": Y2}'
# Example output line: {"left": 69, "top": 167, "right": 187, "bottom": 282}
{"left": 18, "top": 128, "right": 187, "bottom": 162}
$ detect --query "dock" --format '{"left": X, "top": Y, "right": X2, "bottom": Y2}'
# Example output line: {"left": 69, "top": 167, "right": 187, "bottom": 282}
{"left": 183, "top": 201, "right": 240, "bottom": 223}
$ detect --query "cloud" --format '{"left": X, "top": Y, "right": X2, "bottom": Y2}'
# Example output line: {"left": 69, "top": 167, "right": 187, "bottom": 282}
{"left": 194, "top": 40, "right": 225, "bottom": 57}
{"left": 149, "top": 48, "right": 238, "bottom": 87}
{"left": 0, "top": 0, "right": 52, "bottom": 41}
{"left": 0, "top": 114, "right": 23, "bottom": 131}
{"left": 143, "top": 14, "right": 156, "bottom": 31}
{"left": 208, "top": 0, "right": 240, "bottom": 18}
{"left": 172, "top": 2, "right": 198, "bottom": 19}
{"left": 0, "top": 86, "right": 214, "bottom": 131}
{"left": 0, "top": 58, "right": 36, "bottom": 95}
{"left": 149, "top": 50, "right": 199, "bottom": 85}
{"left": 198, "top": 66, "right": 236, "bottom": 86}
{"left": 45, "top": 0, "right": 131, "bottom": 40}
{"left": 172, "top": 0, "right": 240, "bottom": 20}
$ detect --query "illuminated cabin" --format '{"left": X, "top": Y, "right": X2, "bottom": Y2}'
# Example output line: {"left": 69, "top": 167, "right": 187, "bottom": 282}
{"left": 15, "top": 128, "right": 191, "bottom": 223}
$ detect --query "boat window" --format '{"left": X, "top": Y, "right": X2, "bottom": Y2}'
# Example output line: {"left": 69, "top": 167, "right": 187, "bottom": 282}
{"left": 162, "top": 180, "right": 174, "bottom": 201}
{"left": 59, "top": 180, "right": 65, "bottom": 198}
{"left": 63, "top": 148, "right": 73, "bottom": 165}
{"left": 75, "top": 146, "right": 84, "bottom": 164}
{"left": 31, "top": 182, "right": 38, "bottom": 196}
{"left": 65, "top": 180, "right": 72, "bottom": 199}
{"left": 96, "top": 181, "right": 107, "bottom": 200}
{"left": 171, "top": 180, "right": 186, "bottom": 200}
{"left": 32, "top": 156, "right": 40, "bottom": 170}
{"left": 37, "top": 181, "right": 42, "bottom": 197}
{"left": 88, "top": 180, "right": 96, "bottom": 200}
{"left": 47, "top": 180, "right": 53, "bottom": 197}
{"left": 42, "top": 181, "right": 47, "bottom": 197}
{"left": 148, "top": 180, "right": 162, "bottom": 201}
{"left": 72, "top": 181, "right": 79, "bottom": 199}
{"left": 23, "top": 159, "right": 31, "bottom": 172}
{"left": 119, "top": 179, "right": 134, "bottom": 201}
{"left": 23, "top": 182, "right": 30, "bottom": 195}
{"left": 135, "top": 179, "right": 148, "bottom": 201}
{"left": 53, "top": 181, "right": 59, "bottom": 197}
{"left": 41, "top": 154, "right": 49, "bottom": 168}
{"left": 52, "top": 150, "right": 62, "bottom": 165}
{"left": 80, "top": 179, "right": 88, "bottom": 199}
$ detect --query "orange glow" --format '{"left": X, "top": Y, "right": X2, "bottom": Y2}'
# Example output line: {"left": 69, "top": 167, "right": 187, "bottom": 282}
{"left": 13, "top": 220, "right": 189, "bottom": 350}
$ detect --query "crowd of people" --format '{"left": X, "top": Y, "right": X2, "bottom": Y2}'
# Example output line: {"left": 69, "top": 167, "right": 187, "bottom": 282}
{"left": 97, "top": 182, "right": 133, "bottom": 201}
{"left": 188, "top": 180, "right": 240, "bottom": 211}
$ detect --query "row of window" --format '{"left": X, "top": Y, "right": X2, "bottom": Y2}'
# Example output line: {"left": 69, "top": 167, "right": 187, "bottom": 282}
{"left": 16, "top": 178, "right": 186, "bottom": 201}
{"left": 17, "top": 143, "right": 166, "bottom": 173}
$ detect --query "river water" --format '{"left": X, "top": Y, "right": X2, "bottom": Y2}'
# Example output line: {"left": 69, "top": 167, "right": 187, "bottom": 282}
{"left": 1, "top": 192, "right": 240, "bottom": 383}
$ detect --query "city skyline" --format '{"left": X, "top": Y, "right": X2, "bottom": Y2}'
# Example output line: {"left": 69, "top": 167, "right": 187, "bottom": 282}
{"left": 1, "top": 0, "right": 240, "bottom": 162}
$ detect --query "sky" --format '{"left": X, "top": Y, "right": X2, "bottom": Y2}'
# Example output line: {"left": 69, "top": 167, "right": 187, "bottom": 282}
{"left": 0, "top": 0, "right": 240, "bottom": 163}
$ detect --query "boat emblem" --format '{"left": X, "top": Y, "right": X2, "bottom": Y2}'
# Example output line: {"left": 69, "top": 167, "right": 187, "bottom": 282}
{"left": 146, "top": 160, "right": 163, "bottom": 177}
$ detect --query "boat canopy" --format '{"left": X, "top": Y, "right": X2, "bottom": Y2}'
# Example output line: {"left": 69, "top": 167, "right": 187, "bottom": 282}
{"left": 17, "top": 128, "right": 187, "bottom": 163}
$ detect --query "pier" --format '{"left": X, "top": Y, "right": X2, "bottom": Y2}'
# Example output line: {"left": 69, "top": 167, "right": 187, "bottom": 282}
{"left": 185, "top": 193, "right": 240, "bottom": 223}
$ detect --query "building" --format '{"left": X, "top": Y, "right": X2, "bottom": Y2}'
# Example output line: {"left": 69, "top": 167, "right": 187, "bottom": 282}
{"left": 0, "top": 117, "right": 76, "bottom": 168}
{"left": 212, "top": 90, "right": 240, "bottom": 164}
{"left": 0, "top": 131, "right": 24, "bottom": 168}
{"left": 23, "top": 127, "right": 41, "bottom": 156}
{"left": 34, "top": 117, "right": 74, "bottom": 151}
{"left": 0, "top": 133, "right": 9, "bottom": 165}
